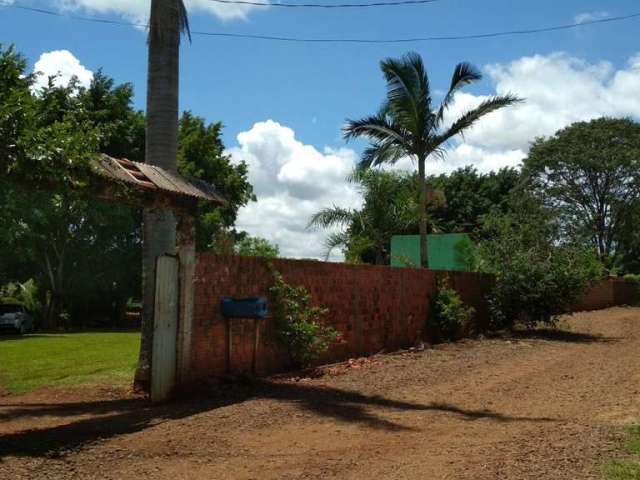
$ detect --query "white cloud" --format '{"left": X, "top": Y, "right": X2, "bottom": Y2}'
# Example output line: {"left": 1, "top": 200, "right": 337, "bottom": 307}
{"left": 429, "top": 52, "right": 640, "bottom": 175}
{"left": 574, "top": 11, "right": 609, "bottom": 24}
{"left": 54, "top": 0, "right": 266, "bottom": 23}
{"left": 394, "top": 145, "right": 527, "bottom": 176}
{"left": 32, "top": 50, "right": 94, "bottom": 91}
{"left": 228, "top": 120, "right": 361, "bottom": 260}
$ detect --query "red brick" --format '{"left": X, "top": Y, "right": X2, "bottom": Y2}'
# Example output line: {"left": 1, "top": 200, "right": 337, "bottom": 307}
{"left": 190, "top": 255, "right": 494, "bottom": 381}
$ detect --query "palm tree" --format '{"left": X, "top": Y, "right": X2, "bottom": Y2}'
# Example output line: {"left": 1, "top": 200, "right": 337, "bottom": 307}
{"left": 309, "top": 206, "right": 374, "bottom": 263}
{"left": 309, "top": 169, "right": 417, "bottom": 264}
{"left": 344, "top": 52, "right": 522, "bottom": 268}
{"left": 135, "top": 0, "right": 190, "bottom": 393}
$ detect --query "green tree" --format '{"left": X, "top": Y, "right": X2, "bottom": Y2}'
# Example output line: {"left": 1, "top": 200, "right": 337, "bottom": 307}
{"left": 0, "top": 46, "right": 145, "bottom": 328}
{"left": 1, "top": 50, "right": 97, "bottom": 187}
{"left": 77, "top": 71, "right": 146, "bottom": 161}
{"left": 309, "top": 167, "right": 519, "bottom": 265}
{"left": 344, "top": 52, "right": 521, "bottom": 267}
{"left": 309, "top": 169, "right": 417, "bottom": 264}
{"left": 178, "top": 112, "right": 255, "bottom": 250}
{"left": 0, "top": 45, "right": 34, "bottom": 176}
{"left": 3, "top": 189, "right": 141, "bottom": 329}
{"left": 0, "top": 47, "right": 104, "bottom": 328}
{"left": 235, "top": 236, "right": 279, "bottom": 258}
{"left": 427, "top": 167, "right": 521, "bottom": 234}
{"left": 523, "top": 118, "right": 640, "bottom": 267}
{"left": 1, "top": 43, "right": 255, "bottom": 332}
{"left": 0, "top": 46, "right": 36, "bottom": 286}
{"left": 477, "top": 197, "right": 603, "bottom": 329}
{"left": 618, "top": 203, "right": 640, "bottom": 273}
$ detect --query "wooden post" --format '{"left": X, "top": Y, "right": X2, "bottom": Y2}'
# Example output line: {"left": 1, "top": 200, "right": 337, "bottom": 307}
{"left": 226, "top": 317, "right": 232, "bottom": 374}
{"left": 176, "top": 212, "right": 196, "bottom": 386}
{"left": 252, "top": 318, "right": 260, "bottom": 375}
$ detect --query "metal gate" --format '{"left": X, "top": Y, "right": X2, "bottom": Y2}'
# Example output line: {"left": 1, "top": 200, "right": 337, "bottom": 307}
{"left": 151, "top": 255, "right": 179, "bottom": 402}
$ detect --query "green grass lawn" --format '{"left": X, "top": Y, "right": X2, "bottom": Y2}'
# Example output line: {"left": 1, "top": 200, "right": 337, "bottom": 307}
{"left": 604, "top": 425, "right": 640, "bottom": 480}
{"left": 0, "top": 332, "right": 140, "bottom": 394}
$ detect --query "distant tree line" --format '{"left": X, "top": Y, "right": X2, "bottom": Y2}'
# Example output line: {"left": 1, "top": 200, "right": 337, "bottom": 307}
{"left": 310, "top": 166, "right": 522, "bottom": 264}
{"left": 313, "top": 119, "right": 640, "bottom": 276}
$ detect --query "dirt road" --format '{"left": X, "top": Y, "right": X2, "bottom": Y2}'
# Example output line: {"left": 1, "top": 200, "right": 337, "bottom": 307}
{"left": 1, "top": 307, "right": 639, "bottom": 479}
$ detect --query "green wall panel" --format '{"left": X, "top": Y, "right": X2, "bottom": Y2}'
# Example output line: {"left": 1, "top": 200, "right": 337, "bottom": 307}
{"left": 390, "top": 234, "right": 472, "bottom": 271}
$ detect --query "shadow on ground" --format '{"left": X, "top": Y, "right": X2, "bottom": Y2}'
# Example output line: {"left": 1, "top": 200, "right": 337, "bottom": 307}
{"left": 0, "top": 334, "right": 67, "bottom": 342}
{"left": 509, "top": 329, "right": 619, "bottom": 343}
{"left": 0, "top": 380, "right": 556, "bottom": 459}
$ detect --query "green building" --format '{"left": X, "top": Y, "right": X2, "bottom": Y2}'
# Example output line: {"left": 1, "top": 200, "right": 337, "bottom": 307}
{"left": 390, "top": 234, "right": 473, "bottom": 271}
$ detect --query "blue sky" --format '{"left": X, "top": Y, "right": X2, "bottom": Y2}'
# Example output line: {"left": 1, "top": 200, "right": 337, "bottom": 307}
{"left": 2, "top": 0, "right": 640, "bottom": 258}
{"left": 2, "top": 0, "right": 638, "bottom": 146}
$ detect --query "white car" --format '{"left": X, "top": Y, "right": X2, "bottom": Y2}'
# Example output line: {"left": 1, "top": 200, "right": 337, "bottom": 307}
{"left": 0, "top": 303, "right": 34, "bottom": 335}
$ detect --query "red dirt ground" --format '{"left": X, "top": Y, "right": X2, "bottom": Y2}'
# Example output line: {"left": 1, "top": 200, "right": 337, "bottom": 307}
{"left": 1, "top": 307, "right": 639, "bottom": 479}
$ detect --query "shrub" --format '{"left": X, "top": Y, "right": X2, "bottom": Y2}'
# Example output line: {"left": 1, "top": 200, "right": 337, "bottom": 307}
{"left": 478, "top": 202, "right": 603, "bottom": 330}
{"left": 486, "top": 246, "right": 601, "bottom": 329}
{"left": 268, "top": 268, "right": 339, "bottom": 368}
{"left": 623, "top": 273, "right": 640, "bottom": 283}
{"left": 622, "top": 274, "right": 640, "bottom": 306}
{"left": 430, "top": 277, "right": 475, "bottom": 341}
{"left": 1, "top": 279, "right": 41, "bottom": 314}
{"left": 235, "top": 236, "right": 279, "bottom": 258}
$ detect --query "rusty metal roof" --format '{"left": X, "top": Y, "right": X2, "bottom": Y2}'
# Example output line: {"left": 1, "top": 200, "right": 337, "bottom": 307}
{"left": 94, "top": 154, "right": 226, "bottom": 205}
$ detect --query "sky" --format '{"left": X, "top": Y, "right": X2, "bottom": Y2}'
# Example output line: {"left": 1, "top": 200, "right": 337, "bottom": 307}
{"left": 2, "top": 0, "right": 640, "bottom": 259}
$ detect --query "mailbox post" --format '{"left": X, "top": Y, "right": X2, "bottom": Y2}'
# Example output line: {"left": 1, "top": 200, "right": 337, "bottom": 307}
{"left": 221, "top": 298, "right": 268, "bottom": 375}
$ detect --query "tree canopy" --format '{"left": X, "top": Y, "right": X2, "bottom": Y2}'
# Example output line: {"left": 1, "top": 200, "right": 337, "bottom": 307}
{"left": 309, "top": 169, "right": 417, "bottom": 264}
{"left": 0, "top": 44, "right": 255, "bottom": 328}
{"left": 427, "top": 166, "right": 521, "bottom": 233}
{"left": 235, "top": 236, "right": 279, "bottom": 258}
{"left": 178, "top": 112, "right": 255, "bottom": 250}
{"left": 523, "top": 118, "right": 640, "bottom": 269}
{"left": 309, "top": 167, "right": 520, "bottom": 265}
{"left": 475, "top": 195, "right": 603, "bottom": 328}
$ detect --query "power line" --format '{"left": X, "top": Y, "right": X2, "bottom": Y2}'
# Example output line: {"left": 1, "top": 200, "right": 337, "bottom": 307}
{"left": 2, "top": 2, "right": 639, "bottom": 44}
{"left": 196, "top": 13, "right": 640, "bottom": 42}
{"left": 208, "top": 0, "right": 441, "bottom": 8}
{"left": 1, "top": 3, "right": 148, "bottom": 28}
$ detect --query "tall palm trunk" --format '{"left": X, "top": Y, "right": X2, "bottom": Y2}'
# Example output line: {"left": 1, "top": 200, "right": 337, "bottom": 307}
{"left": 134, "top": 0, "right": 181, "bottom": 393}
{"left": 418, "top": 155, "right": 429, "bottom": 268}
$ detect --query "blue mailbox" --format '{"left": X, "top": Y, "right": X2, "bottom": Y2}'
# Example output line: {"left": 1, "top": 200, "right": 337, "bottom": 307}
{"left": 221, "top": 297, "right": 268, "bottom": 320}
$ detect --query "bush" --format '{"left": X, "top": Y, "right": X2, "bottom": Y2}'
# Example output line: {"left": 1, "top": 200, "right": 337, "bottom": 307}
{"left": 622, "top": 274, "right": 640, "bottom": 306}
{"left": 1, "top": 279, "right": 41, "bottom": 314}
{"left": 486, "top": 247, "right": 601, "bottom": 329}
{"left": 479, "top": 202, "right": 603, "bottom": 330}
{"left": 623, "top": 273, "right": 640, "bottom": 283}
{"left": 268, "top": 268, "right": 339, "bottom": 368}
{"left": 430, "top": 278, "right": 475, "bottom": 341}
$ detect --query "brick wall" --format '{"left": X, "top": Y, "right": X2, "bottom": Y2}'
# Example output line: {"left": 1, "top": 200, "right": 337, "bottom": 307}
{"left": 190, "top": 254, "right": 493, "bottom": 381}
{"left": 572, "top": 278, "right": 638, "bottom": 312}
{"left": 189, "top": 255, "right": 637, "bottom": 383}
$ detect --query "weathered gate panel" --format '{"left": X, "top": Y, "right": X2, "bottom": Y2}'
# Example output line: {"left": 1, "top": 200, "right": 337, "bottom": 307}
{"left": 151, "top": 255, "right": 179, "bottom": 402}
{"left": 177, "top": 214, "right": 196, "bottom": 384}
